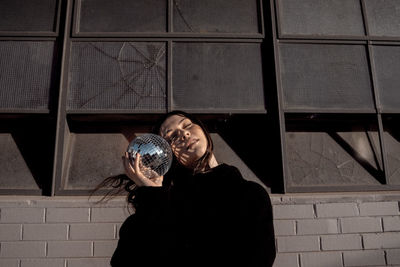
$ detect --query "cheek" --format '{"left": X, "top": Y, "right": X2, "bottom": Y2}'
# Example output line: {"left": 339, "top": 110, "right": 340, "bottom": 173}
{"left": 196, "top": 140, "right": 207, "bottom": 156}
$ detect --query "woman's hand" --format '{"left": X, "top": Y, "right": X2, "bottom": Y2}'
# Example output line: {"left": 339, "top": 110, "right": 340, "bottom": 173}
{"left": 122, "top": 152, "right": 163, "bottom": 187}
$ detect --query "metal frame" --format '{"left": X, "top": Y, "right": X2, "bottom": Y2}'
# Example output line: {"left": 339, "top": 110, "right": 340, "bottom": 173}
{"left": 51, "top": 0, "right": 269, "bottom": 195}
{"left": 6, "top": 0, "right": 399, "bottom": 195}
{"left": 271, "top": 0, "right": 400, "bottom": 193}
{"left": 0, "top": 36, "right": 57, "bottom": 115}
{"left": 275, "top": 0, "right": 400, "bottom": 42}
{"left": 0, "top": 0, "right": 61, "bottom": 37}
{"left": 72, "top": 0, "right": 264, "bottom": 39}
{"left": 0, "top": 0, "right": 63, "bottom": 195}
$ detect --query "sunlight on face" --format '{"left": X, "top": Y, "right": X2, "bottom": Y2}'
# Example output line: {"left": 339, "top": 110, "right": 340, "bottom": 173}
{"left": 160, "top": 115, "right": 208, "bottom": 169}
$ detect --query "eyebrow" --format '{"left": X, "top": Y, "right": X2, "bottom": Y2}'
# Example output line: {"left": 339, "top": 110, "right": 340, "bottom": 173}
{"left": 164, "top": 117, "right": 187, "bottom": 135}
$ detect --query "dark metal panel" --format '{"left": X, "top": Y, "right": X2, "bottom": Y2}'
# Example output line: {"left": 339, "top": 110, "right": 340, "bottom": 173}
{"left": 283, "top": 109, "right": 376, "bottom": 114}
{"left": 172, "top": 0, "right": 260, "bottom": 34}
{"left": 370, "top": 45, "right": 400, "bottom": 112}
{"left": 382, "top": 115, "right": 400, "bottom": 185}
{"left": 168, "top": 0, "right": 173, "bottom": 32}
{"left": 278, "top": 39, "right": 368, "bottom": 45}
{"left": 0, "top": 133, "right": 39, "bottom": 190}
{"left": 0, "top": 110, "right": 50, "bottom": 114}
{"left": 67, "top": 42, "right": 167, "bottom": 111}
{"left": 52, "top": 0, "right": 74, "bottom": 196}
{"left": 173, "top": 109, "right": 267, "bottom": 114}
{"left": 72, "top": 32, "right": 265, "bottom": 39}
{"left": 74, "top": 0, "right": 167, "bottom": 34}
{"left": 0, "top": 41, "right": 55, "bottom": 112}
{"left": 0, "top": 117, "right": 55, "bottom": 194}
{"left": 364, "top": 0, "right": 400, "bottom": 38}
{"left": 0, "top": 37, "right": 57, "bottom": 41}
{"left": 279, "top": 43, "right": 375, "bottom": 111}
{"left": 172, "top": 42, "right": 266, "bottom": 112}
{"left": 276, "top": 0, "right": 365, "bottom": 37}
{"left": 58, "top": 116, "right": 156, "bottom": 192}
{"left": 167, "top": 40, "right": 173, "bottom": 112}
{"left": 0, "top": 189, "right": 42, "bottom": 195}
{"left": 270, "top": 0, "right": 288, "bottom": 193}
{"left": 285, "top": 118, "right": 384, "bottom": 188}
{"left": 71, "top": 37, "right": 263, "bottom": 43}
{"left": 0, "top": 0, "right": 59, "bottom": 34}
{"left": 276, "top": 35, "right": 369, "bottom": 41}
{"left": 66, "top": 109, "right": 167, "bottom": 114}
{"left": 64, "top": 132, "right": 128, "bottom": 190}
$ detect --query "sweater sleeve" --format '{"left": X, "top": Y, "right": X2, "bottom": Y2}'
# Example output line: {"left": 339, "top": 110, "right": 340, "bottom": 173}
{"left": 110, "top": 186, "right": 171, "bottom": 267}
{"left": 240, "top": 181, "right": 276, "bottom": 267}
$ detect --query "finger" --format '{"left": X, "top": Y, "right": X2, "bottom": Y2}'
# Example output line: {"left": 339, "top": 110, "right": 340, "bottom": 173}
{"left": 134, "top": 153, "right": 143, "bottom": 175}
{"left": 123, "top": 158, "right": 136, "bottom": 176}
{"left": 123, "top": 153, "right": 136, "bottom": 174}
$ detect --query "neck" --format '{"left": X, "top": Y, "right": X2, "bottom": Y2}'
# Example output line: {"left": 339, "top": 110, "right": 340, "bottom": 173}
{"left": 208, "top": 154, "right": 219, "bottom": 169}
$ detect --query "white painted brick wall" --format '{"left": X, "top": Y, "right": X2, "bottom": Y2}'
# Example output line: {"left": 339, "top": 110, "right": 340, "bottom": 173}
{"left": 342, "top": 250, "right": 386, "bottom": 266}
{"left": 321, "top": 234, "right": 362, "bottom": 251}
{"left": 300, "top": 252, "right": 342, "bottom": 267}
{"left": 340, "top": 217, "right": 383, "bottom": 233}
{"left": 386, "top": 249, "right": 400, "bottom": 265}
{"left": 0, "top": 193, "right": 399, "bottom": 267}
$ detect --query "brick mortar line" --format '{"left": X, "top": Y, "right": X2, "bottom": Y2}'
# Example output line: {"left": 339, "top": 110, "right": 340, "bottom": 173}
{"left": 318, "top": 236, "right": 322, "bottom": 251}
{"left": 91, "top": 241, "right": 94, "bottom": 257}
{"left": 67, "top": 224, "right": 70, "bottom": 240}
{"left": 312, "top": 204, "right": 317, "bottom": 218}
{"left": 43, "top": 208, "right": 47, "bottom": 223}
{"left": 297, "top": 253, "right": 302, "bottom": 267}
{"left": 340, "top": 252, "right": 344, "bottom": 267}
{"left": 384, "top": 250, "right": 388, "bottom": 266}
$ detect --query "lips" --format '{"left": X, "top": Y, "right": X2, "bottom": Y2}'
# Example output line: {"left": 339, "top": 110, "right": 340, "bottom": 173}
{"left": 186, "top": 138, "right": 199, "bottom": 150}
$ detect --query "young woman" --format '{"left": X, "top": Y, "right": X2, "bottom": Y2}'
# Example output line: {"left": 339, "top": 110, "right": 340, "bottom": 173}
{"left": 109, "top": 111, "right": 276, "bottom": 267}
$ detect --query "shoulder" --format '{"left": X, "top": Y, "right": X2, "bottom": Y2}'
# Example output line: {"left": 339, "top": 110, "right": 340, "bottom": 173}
{"left": 118, "top": 213, "right": 137, "bottom": 237}
{"left": 213, "top": 163, "right": 244, "bottom": 180}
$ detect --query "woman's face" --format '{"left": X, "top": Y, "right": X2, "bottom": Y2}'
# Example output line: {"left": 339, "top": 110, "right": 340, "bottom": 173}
{"left": 160, "top": 115, "right": 208, "bottom": 168}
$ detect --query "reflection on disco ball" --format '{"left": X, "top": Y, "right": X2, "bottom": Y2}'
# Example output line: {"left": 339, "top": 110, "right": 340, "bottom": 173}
{"left": 127, "top": 134, "right": 173, "bottom": 179}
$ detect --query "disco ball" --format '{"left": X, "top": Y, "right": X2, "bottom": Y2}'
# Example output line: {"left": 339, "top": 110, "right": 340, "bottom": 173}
{"left": 127, "top": 133, "right": 173, "bottom": 179}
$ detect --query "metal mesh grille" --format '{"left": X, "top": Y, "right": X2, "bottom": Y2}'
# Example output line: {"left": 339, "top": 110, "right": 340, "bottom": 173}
{"left": 286, "top": 131, "right": 382, "bottom": 187}
{"left": 279, "top": 43, "right": 374, "bottom": 111}
{"left": 0, "top": 41, "right": 54, "bottom": 110}
{"left": 78, "top": 0, "right": 166, "bottom": 33}
{"left": 277, "top": 0, "right": 365, "bottom": 36}
{"left": 371, "top": 46, "right": 400, "bottom": 112}
{"left": 65, "top": 133, "right": 128, "bottom": 189}
{"left": 364, "top": 0, "right": 400, "bottom": 37}
{"left": 0, "top": 0, "right": 58, "bottom": 32}
{"left": 0, "top": 134, "right": 38, "bottom": 189}
{"left": 173, "top": 0, "right": 259, "bottom": 33}
{"left": 68, "top": 42, "right": 166, "bottom": 111}
{"left": 172, "top": 42, "right": 265, "bottom": 111}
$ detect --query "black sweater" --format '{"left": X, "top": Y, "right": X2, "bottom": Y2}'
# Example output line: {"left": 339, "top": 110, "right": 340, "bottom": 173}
{"left": 111, "top": 164, "right": 276, "bottom": 267}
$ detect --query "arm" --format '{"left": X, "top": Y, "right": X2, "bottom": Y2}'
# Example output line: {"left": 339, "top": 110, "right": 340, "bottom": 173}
{"left": 110, "top": 186, "right": 170, "bottom": 267}
{"left": 110, "top": 154, "right": 170, "bottom": 266}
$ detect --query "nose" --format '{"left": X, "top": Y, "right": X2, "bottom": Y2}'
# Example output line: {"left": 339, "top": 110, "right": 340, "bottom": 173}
{"left": 181, "top": 129, "right": 190, "bottom": 139}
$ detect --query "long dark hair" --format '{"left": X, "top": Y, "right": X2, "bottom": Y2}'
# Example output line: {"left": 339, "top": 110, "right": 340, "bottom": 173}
{"left": 91, "top": 111, "right": 214, "bottom": 206}
{"left": 152, "top": 110, "right": 214, "bottom": 176}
